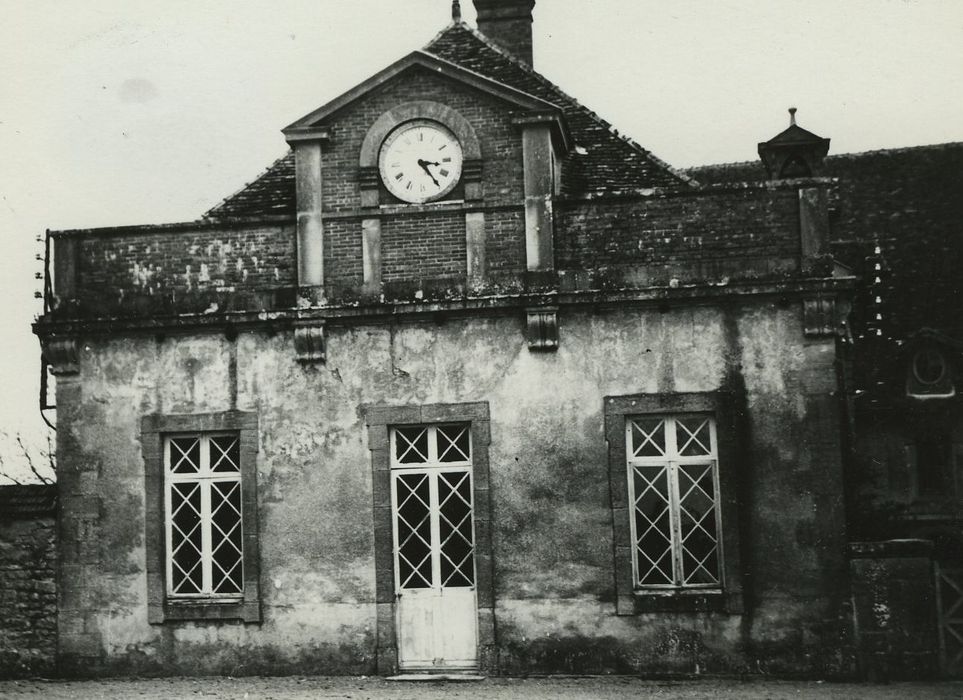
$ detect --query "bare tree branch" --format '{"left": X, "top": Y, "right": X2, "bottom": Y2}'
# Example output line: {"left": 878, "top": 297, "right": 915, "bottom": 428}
{"left": 46, "top": 430, "right": 56, "bottom": 474}
{"left": 16, "top": 435, "right": 53, "bottom": 485}
{"left": 0, "top": 451, "right": 23, "bottom": 485}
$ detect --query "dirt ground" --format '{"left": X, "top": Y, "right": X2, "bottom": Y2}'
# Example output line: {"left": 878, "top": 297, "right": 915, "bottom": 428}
{"left": 1, "top": 676, "right": 963, "bottom": 700}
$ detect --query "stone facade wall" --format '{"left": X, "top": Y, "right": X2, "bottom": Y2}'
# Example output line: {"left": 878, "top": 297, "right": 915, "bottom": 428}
{"left": 0, "top": 506, "right": 57, "bottom": 678}
{"left": 54, "top": 300, "right": 851, "bottom": 677}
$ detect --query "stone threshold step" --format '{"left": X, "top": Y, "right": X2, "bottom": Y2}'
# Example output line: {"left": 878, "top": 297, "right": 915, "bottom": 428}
{"left": 387, "top": 673, "right": 485, "bottom": 682}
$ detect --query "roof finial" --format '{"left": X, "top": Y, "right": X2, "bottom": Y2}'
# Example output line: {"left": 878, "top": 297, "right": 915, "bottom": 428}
{"left": 452, "top": 0, "right": 462, "bottom": 22}
{"left": 789, "top": 107, "right": 798, "bottom": 126}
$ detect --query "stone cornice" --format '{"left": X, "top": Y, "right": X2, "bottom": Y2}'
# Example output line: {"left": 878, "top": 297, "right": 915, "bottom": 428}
{"left": 33, "top": 277, "right": 856, "bottom": 340}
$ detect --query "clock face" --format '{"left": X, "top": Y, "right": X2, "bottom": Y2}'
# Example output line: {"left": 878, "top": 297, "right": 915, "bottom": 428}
{"left": 379, "top": 120, "right": 464, "bottom": 204}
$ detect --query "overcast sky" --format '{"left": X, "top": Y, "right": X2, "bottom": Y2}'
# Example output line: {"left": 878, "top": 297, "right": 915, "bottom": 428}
{"left": 1, "top": 0, "right": 961, "bottom": 479}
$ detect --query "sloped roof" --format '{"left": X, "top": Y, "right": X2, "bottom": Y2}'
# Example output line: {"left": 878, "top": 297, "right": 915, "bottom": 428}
{"left": 206, "top": 21, "right": 688, "bottom": 219}
{"left": 424, "top": 23, "right": 688, "bottom": 197}
{"left": 205, "top": 152, "right": 295, "bottom": 220}
{"left": 0, "top": 484, "right": 56, "bottom": 519}
{"left": 688, "top": 142, "right": 963, "bottom": 391}
{"left": 282, "top": 49, "right": 564, "bottom": 135}
{"left": 764, "top": 122, "right": 829, "bottom": 147}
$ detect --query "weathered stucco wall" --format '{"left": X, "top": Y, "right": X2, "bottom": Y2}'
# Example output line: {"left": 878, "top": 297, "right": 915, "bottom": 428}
{"left": 0, "top": 510, "right": 57, "bottom": 677}
{"left": 55, "top": 300, "right": 850, "bottom": 676}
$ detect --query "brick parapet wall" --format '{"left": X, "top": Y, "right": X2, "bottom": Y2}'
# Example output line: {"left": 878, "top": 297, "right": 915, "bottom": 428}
{"left": 555, "top": 187, "right": 802, "bottom": 288}
{"left": 55, "top": 223, "right": 296, "bottom": 319}
{"left": 0, "top": 506, "right": 57, "bottom": 678}
{"left": 50, "top": 183, "right": 809, "bottom": 318}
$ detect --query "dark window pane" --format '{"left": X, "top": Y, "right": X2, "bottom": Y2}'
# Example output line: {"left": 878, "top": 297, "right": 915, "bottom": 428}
{"left": 395, "top": 427, "right": 429, "bottom": 464}
{"left": 437, "top": 425, "right": 471, "bottom": 462}
{"left": 169, "top": 437, "right": 200, "bottom": 474}
{"left": 676, "top": 417, "right": 712, "bottom": 457}
{"left": 396, "top": 473, "right": 432, "bottom": 588}
{"left": 170, "top": 482, "right": 203, "bottom": 594}
{"left": 438, "top": 471, "right": 474, "bottom": 587}
{"left": 210, "top": 435, "right": 240, "bottom": 473}
{"left": 630, "top": 419, "right": 665, "bottom": 457}
{"left": 633, "top": 465, "right": 673, "bottom": 585}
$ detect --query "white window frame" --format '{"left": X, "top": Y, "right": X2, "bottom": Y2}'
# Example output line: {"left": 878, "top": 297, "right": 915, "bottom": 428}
{"left": 389, "top": 424, "right": 476, "bottom": 592}
{"left": 625, "top": 414, "right": 724, "bottom": 591}
{"left": 164, "top": 432, "right": 244, "bottom": 600}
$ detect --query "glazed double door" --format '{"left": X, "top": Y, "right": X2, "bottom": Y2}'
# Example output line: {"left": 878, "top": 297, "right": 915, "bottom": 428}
{"left": 391, "top": 425, "right": 478, "bottom": 671}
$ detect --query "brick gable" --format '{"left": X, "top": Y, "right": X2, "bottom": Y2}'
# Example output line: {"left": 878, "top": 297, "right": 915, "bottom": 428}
{"left": 205, "top": 22, "right": 689, "bottom": 221}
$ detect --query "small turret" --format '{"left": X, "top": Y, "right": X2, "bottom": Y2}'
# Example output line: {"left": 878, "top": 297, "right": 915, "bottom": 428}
{"left": 758, "top": 108, "right": 831, "bottom": 179}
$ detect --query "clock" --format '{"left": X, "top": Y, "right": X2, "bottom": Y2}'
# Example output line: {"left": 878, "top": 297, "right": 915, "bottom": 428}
{"left": 379, "top": 120, "right": 464, "bottom": 204}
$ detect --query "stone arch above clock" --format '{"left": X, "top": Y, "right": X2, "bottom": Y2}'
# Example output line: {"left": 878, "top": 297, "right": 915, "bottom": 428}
{"left": 358, "top": 101, "right": 484, "bottom": 207}
{"left": 360, "top": 101, "right": 482, "bottom": 166}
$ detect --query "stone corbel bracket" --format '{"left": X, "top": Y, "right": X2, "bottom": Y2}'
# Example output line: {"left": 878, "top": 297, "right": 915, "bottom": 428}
{"left": 294, "top": 321, "right": 326, "bottom": 364}
{"left": 803, "top": 295, "right": 846, "bottom": 338}
{"left": 526, "top": 307, "right": 559, "bottom": 352}
{"left": 43, "top": 337, "right": 80, "bottom": 375}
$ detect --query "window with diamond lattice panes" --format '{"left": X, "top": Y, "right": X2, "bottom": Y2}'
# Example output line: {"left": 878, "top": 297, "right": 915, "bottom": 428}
{"left": 626, "top": 415, "right": 723, "bottom": 589}
{"left": 166, "top": 434, "right": 244, "bottom": 598}
{"left": 391, "top": 424, "right": 476, "bottom": 591}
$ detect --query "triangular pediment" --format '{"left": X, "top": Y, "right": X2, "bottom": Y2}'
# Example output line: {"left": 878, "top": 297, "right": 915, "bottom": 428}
{"left": 282, "top": 49, "right": 562, "bottom": 141}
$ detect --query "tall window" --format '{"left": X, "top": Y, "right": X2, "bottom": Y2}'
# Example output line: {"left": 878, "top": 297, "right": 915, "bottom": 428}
{"left": 165, "top": 433, "right": 244, "bottom": 598}
{"left": 390, "top": 424, "right": 476, "bottom": 591}
{"left": 626, "top": 414, "right": 722, "bottom": 589}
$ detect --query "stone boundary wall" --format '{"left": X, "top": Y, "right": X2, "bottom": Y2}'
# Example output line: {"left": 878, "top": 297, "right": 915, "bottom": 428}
{"left": 849, "top": 539, "right": 939, "bottom": 680}
{"left": 0, "top": 485, "right": 57, "bottom": 678}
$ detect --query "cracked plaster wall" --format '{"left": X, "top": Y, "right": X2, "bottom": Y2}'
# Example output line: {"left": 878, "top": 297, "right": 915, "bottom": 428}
{"left": 54, "top": 301, "right": 850, "bottom": 676}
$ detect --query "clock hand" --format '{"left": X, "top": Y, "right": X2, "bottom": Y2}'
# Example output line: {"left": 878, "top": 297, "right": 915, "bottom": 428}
{"left": 417, "top": 159, "right": 440, "bottom": 187}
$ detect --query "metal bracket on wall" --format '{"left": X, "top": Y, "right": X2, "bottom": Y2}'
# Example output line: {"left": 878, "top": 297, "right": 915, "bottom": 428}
{"left": 294, "top": 321, "right": 326, "bottom": 363}
{"left": 526, "top": 307, "right": 559, "bottom": 352}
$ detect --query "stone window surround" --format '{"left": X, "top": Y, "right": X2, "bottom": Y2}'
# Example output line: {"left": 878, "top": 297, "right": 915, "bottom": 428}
{"left": 604, "top": 393, "right": 745, "bottom": 615}
{"left": 364, "top": 401, "right": 495, "bottom": 675}
{"left": 142, "top": 411, "right": 261, "bottom": 624}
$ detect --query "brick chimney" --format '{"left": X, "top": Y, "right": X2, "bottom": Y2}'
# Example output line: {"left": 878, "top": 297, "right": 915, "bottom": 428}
{"left": 473, "top": 0, "right": 536, "bottom": 66}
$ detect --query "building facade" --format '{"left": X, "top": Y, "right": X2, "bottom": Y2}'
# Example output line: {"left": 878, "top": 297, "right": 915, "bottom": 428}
{"left": 35, "top": 1, "right": 862, "bottom": 676}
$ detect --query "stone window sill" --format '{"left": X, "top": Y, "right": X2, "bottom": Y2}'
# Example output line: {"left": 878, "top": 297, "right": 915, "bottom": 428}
{"left": 632, "top": 589, "right": 737, "bottom": 613}
{"left": 150, "top": 598, "right": 260, "bottom": 624}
